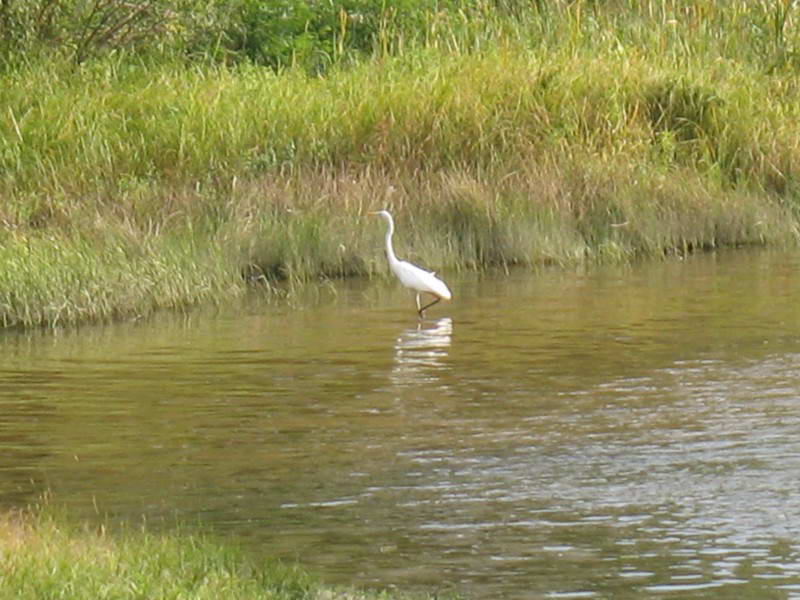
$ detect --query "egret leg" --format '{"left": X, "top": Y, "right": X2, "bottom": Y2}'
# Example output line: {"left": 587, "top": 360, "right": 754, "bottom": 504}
{"left": 417, "top": 295, "right": 441, "bottom": 318}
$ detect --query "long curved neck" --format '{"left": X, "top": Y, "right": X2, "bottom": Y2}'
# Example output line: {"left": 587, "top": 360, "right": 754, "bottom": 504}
{"left": 383, "top": 216, "right": 400, "bottom": 266}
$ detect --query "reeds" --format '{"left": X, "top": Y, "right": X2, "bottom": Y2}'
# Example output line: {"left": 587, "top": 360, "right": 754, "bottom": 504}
{"left": 0, "top": 226, "right": 242, "bottom": 328}
{"left": 2, "top": 1, "right": 800, "bottom": 327}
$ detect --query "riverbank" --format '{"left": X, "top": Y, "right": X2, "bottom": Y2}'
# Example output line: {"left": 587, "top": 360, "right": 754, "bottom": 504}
{"left": 2, "top": 2, "right": 800, "bottom": 328}
{"left": 0, "top": 506, "right": 439, "bottom": 600}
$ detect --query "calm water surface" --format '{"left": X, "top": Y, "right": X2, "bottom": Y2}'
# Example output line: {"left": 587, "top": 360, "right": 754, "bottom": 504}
{"left": 3, "top": 249, "right": 800, "bottom": 599}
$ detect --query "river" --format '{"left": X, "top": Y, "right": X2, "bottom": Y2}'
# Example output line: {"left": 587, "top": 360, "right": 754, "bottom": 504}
{"left": 2, "top": 248, "right": 800, "bottom": 599}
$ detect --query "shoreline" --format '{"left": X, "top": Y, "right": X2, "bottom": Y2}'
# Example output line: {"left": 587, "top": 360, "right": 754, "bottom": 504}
{"left": 3, "top": 3, "right": 800, "bottom": 328}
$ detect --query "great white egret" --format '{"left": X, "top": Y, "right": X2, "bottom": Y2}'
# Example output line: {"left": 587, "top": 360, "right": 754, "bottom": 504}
{"left": 369, "top": 210, "right": 452, "bottom": 317}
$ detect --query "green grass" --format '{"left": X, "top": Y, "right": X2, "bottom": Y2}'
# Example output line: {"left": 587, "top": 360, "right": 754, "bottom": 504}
{"left": 2, "top": 1, "right": 800, "bottom": 327}
{"left": 0, "top": 226, "right": 243, "bottom": 328}
{"left": 0, "top": 506, "right": 437, "bottom": 600}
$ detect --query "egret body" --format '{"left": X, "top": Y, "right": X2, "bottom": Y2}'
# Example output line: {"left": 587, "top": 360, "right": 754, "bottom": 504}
{"left": 369, "top": 210, "right": 452, "bottom": 317}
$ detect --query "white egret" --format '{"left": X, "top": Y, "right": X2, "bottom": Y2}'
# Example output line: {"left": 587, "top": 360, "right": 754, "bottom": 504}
{"left": 369, "top": 210, "right": 452, "bottom": 317}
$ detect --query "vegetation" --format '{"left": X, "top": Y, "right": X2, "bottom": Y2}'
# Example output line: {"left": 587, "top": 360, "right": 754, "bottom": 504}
{"left": 0, "top": 506, "right": 431, "bottom": 599}
{"left": 2, "top": 1, "right": 800, "bottom": 327}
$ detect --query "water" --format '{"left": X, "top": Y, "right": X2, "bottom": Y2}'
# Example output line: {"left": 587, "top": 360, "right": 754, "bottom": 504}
{"left": 3, "top": 249, "right": 800, "bottom": 599}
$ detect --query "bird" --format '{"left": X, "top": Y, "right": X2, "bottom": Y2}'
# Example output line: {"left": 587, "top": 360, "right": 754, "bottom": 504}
{"left": 369, "top": 210, "right": 452, "bottom": 318}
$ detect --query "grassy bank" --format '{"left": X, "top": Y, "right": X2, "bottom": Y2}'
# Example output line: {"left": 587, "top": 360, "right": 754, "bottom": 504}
{"left": 0, "top": 507, "right": 435, "bottom": 600}
{"left": 2, "top": 1, "right": 800, "bottom": 327}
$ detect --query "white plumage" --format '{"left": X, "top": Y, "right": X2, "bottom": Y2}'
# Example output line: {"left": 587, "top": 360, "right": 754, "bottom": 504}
{"left": 370, "top": 210, "right": 452, "bottom": 317}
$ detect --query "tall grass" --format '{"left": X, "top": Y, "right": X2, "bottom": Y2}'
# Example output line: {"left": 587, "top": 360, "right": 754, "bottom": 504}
{"left": 4, "top": 5, "right": 800, "bottom": 200}
{"left": 0, "top": 505, "right": 428, "bottom": 600}
{"left": 0, "top": 225, "right": 242, "bottom": 328}
{"left": 2, "top": 1, "right": 800, "bottom": 327}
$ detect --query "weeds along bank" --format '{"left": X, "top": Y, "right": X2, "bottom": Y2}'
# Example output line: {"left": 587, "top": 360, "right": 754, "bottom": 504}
{"left": 2, "top": 1, "right": 800, "bottom": 327}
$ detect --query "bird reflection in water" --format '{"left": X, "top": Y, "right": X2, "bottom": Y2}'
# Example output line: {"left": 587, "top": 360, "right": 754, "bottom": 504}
{"left": 390, "top": 317, "right": 453, "bottom": 387}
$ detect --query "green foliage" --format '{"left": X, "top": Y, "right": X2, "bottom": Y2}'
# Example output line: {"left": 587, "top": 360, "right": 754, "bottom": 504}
{"left": 0, "top": 0, "right": 200, "bottom": 64}
{"left": 218, "top": 0, "right": 399, "bottom": 72}
{"left": 0, "top": 0, "right": 455, "bottom": 70}
{"left": 645, "top": 79, "right": 723, "bottom": 145}
{"left": 239, "top": 208, "right": 368, "bottom": 283}
{"left": 4, "top": 1, "right": 800, "bottom": 74}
